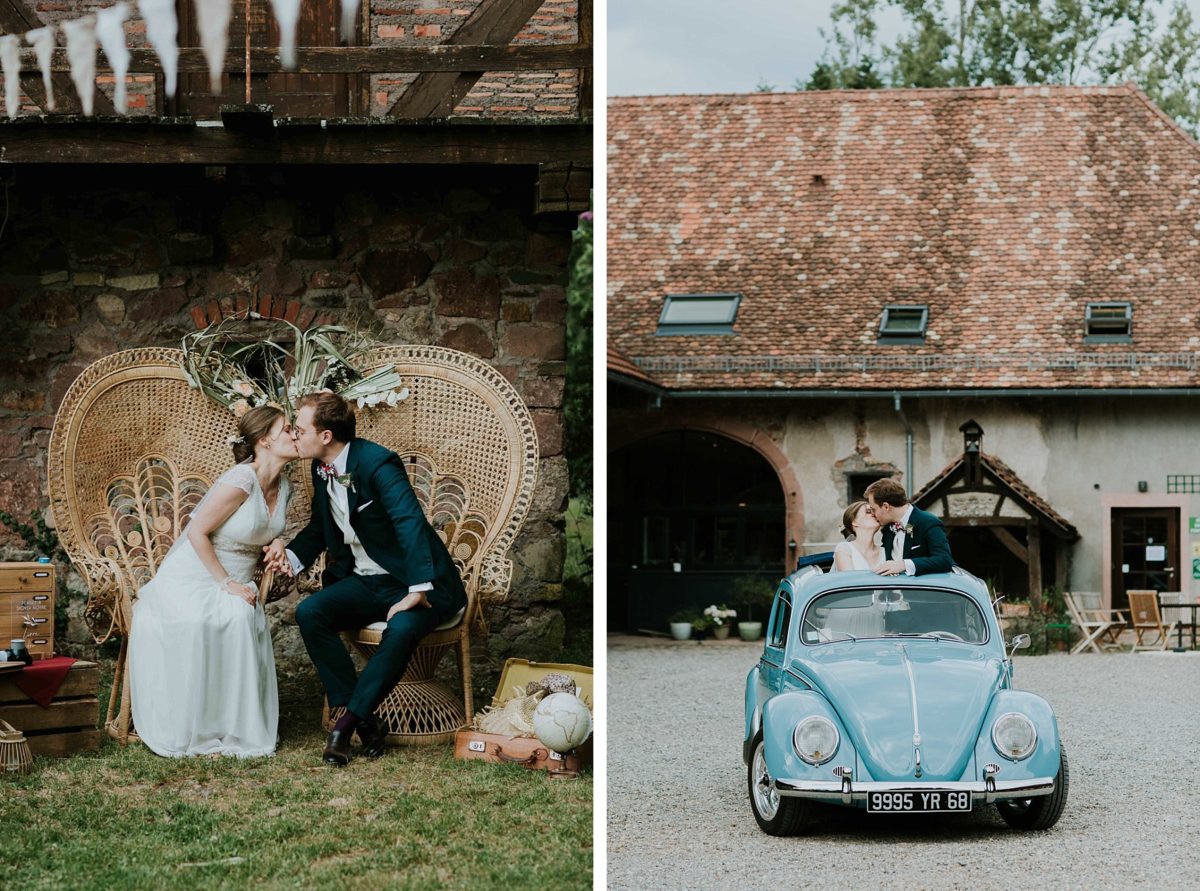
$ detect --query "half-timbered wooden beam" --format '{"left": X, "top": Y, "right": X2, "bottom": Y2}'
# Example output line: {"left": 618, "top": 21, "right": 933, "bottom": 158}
{"left": 0, "top": 118, "right": 591, "bottom": 165}
{"left": 387, "top": 0, "right": 547, "bottom": 118}
{"left": 0, "top": 0, "right": 115, "bottom": 115}
{"left": 16, "top": 43, "right": 590, "bottom": 75}
{"left": 990, "top": 526, "right": 1028, "bottom": 563}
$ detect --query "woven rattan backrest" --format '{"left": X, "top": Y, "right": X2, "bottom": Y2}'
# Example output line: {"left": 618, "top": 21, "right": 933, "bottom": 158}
{"left": 48, "top": 348, "right": 240, "bottom": 635}
{"left": 351, "top": 345, "right": 538, "bottom": 605}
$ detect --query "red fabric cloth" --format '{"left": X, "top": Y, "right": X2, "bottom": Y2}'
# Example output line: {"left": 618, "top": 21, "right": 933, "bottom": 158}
{"left": 12, "top": 656, "right": 77, "bottom": 707}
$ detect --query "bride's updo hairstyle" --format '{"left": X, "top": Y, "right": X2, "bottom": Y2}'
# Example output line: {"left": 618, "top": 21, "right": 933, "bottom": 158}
{"left": 231, "top": 405, "right": 285, "bottom": 463}
{"left": 840, "top": 500, "right": 869, "bottom": 540}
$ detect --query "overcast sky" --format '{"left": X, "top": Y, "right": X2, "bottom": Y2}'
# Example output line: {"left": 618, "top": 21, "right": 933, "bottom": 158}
{"left": 607, "top": 0, "right": 1200, "bottom": 97}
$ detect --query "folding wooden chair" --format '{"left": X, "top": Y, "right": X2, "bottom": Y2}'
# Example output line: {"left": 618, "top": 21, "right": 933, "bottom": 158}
{"left": 1127, "top": 590, "right": 1178, "bottom": 653}
{"left": 1064, "top": 591, "right": 1127, "bottom": 655}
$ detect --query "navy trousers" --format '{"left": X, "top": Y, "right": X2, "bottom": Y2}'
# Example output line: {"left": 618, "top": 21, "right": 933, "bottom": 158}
{"left": 295, "top": 573, "right": 444, "bottom": 720}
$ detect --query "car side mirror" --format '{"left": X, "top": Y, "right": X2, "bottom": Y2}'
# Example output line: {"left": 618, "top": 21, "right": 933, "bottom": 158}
{"left": 1009, "top": 633, "right": 1031, "bottom": 651}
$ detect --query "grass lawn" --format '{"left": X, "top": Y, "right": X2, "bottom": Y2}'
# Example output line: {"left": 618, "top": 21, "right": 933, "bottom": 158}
{"left": 0, "top": 667, "right": 592, "bottom": 890}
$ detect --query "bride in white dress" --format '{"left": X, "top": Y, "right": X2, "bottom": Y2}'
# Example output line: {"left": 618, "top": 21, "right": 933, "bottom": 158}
{"left": 129, "top": 404, "right": 297, "bottom": 758}
{"left": 831, "top": 500, "right": 884, "bottom": 572}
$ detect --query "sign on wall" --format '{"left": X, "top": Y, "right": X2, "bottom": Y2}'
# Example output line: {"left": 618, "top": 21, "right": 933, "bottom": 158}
{"left": 1190, "top": 517, "right": 1200, "bottom": 534}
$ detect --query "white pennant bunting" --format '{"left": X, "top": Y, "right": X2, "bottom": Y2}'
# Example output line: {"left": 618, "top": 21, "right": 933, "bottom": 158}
{"left": 340, "top": 0, "right": 359, "bottom": 44}
{"left": 137, "top": 0, "right": 178, "bottom": 98}
{"left": 95, "top": 2, "right": 131, "bottom": 114}
{"left": 268, "top": 0, "right": 301, "bottom": 70}
{"left": 24, "top": 27, "right": 55, "bottom": 112}
{"left": 0, "top": 35, "right": 19, "bottom": 119}
{"left": 194, "top": 0, "right": 231, "bottom": 94}
{"left": 61, "top": 15, "right": 97, "bottom": 117}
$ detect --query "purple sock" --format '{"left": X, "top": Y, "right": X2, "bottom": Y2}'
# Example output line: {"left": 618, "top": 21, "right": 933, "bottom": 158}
{"left": 333, "top": 710, "right": 362, "bottom": 734}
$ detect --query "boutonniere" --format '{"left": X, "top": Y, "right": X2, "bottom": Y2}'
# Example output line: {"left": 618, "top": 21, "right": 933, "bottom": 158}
{"left": 317, "top": 462, "right": 357, "bottom": 492}
{"left": 904, "top": 524, "right": 914, "bottom": 537}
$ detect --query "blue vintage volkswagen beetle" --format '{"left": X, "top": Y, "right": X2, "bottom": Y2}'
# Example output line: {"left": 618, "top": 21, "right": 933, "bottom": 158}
{"left": 743, "top": 566, "right": 1068, "bottom": 835}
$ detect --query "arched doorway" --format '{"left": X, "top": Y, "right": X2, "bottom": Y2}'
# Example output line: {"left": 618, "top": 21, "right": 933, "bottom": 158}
{"left": 609, "top": 430, "right": 787, "bottom": 631}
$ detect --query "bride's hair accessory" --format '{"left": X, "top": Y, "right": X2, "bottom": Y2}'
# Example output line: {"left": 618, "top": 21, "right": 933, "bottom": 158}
{"left": 227, "top": 434, "right": 245, "bottom": 445}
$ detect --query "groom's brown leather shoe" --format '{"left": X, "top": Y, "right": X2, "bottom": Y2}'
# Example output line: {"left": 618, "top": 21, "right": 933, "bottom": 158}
{"left": 323, "top": 729, "right": 352, "bottom": 766}
{"left": 357, "top": 716, "right": 388, "bottom": 758}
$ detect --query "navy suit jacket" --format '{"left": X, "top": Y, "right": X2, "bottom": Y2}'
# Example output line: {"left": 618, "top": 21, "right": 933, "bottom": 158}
{"left": 287, "top": 439, "right": 467, "bottom": 619}
{"left": 880, "top": 505, "right": 955, "bottom": 576}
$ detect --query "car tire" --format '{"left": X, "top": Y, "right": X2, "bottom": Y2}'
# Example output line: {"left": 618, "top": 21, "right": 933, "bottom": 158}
{"left": 748, "top": 734, "right": 810, "bottom": 836}
{"left": 995, "top": 744, "right": 1069, "bottom": 831}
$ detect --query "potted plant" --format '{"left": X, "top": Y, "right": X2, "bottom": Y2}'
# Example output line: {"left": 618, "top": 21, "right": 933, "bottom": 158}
{"left": 691, "top": 612, "right": 716, "bottom": 641}
{"left": 668, "top": 609, "right": 696, "bottom": 641}
{"left": 730, "top": 575, "right": 773, "bottom": 641}
{"left": 704, "top": 604, "right": 737, "bottom": 640}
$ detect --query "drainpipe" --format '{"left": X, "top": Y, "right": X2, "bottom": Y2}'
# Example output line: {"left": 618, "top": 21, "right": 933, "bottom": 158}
{"left": 893, "top": 392, "right": 913, "bottom": 491}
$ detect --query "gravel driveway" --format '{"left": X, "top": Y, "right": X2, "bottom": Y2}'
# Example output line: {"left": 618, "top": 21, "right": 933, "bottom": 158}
{"left": 608, "top": 637, "right": 1200, "bottom": 890}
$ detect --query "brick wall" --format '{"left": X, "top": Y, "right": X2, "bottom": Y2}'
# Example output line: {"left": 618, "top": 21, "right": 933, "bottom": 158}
{"left": 0, "top": 162, "right": 573, "bottom": 674}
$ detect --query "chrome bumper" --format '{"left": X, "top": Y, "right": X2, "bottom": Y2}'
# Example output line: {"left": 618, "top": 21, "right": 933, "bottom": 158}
{"left": 775, "top": 776, "right": 1055, "bottom": 806}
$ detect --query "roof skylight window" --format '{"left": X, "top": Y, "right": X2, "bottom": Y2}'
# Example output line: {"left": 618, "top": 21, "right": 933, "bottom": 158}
{"left": 878, "top": 305, "right": 928, "bottom": 344}
{"left": 656, "top": 293, "right": 741, "bottom": 335}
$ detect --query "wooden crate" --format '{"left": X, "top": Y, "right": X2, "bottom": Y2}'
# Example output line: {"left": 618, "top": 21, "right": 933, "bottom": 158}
{"left": 0, "top": 661, "right": 101, "bottom": 757}
{"left": 0, "top": 561, "right": 55, "bottom": 659}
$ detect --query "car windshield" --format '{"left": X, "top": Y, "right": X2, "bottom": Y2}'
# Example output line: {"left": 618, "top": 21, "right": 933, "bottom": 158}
{"left": 800, "top": 587, "right": 988, "bottom": 645}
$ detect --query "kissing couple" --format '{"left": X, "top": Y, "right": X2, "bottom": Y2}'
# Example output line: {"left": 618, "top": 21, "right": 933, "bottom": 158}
{"left": 128, "top": 390, "right": 467, "bottom": 764}
{"left": 830, "top": 478, "right": 955, "bottom": 576}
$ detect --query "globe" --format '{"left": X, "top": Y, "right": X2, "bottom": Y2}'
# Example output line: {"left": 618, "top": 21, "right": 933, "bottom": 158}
{"left": 532, "top": 692, "right": 592, "bottom": 753}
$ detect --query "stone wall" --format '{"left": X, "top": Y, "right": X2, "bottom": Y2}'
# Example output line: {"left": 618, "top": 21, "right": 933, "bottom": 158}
{"left": 0, "top": 162, "right": 573, "bottom": 685}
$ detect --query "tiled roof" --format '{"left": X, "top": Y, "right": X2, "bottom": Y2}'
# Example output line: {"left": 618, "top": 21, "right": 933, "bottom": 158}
{"left": 608, "top": 84, "right": 1200, "bottom": 390}
{"left": 914, "top": 451, "right": 1078, "bottom": 539}
{"left": 607, "top": 344, "right": 661, "bottom": 388}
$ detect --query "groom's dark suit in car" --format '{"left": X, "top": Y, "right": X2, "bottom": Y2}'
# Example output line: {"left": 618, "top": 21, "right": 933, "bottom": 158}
{"left": 289, "top": 438, "right": 467, "bottom": 746}
{"left": 880, "top": 506, "right": 955, "bottom": 576}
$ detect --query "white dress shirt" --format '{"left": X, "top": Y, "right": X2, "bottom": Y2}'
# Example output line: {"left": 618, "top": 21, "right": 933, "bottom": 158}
{"left": 287, "top": 444, "right": 432, "bottom": 593}
{"left": 891, "top": 504, "right": 917, "bottom": 576}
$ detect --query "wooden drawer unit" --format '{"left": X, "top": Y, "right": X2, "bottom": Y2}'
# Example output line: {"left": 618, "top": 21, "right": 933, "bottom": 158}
{"left": 0, "top": 561, "right": 55, "bottom": 659}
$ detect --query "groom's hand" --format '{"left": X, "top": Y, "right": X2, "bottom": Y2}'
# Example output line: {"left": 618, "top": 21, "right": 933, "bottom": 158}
{"left": 386, "top": 590, "right": 433, "bottom": 621}
{"left": 875, "top": 560, "right": 907, "bottom": 577}
{"left": 262, "top": 538, "right": 292, "bottom": 576}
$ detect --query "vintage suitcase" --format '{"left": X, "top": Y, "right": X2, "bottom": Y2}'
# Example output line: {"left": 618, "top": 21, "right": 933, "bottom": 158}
{"left": 453, "top": 659, "right": 593, "bottom": 772}
{"left": 0, "top": 562, "right": 55, "bottom": 660}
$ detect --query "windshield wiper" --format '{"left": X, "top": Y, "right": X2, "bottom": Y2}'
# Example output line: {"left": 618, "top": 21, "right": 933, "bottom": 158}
{"left": 803, "top": 617, "right": 856, "bottom": 642}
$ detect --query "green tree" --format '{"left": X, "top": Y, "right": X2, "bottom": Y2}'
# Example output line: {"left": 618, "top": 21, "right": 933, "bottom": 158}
{"left": 802, "top": 0, "right": 1200, "bottom": 134}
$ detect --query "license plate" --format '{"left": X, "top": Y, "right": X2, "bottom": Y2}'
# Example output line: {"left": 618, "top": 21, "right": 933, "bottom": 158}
{"left": 867, "top": 790, "right": 972, "bottom": 813}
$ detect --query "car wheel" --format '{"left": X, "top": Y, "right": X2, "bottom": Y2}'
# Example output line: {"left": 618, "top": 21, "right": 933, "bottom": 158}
{"left": 748, "top": 735, "right": 810, "bottom": 836}
{"left": 996, "top": 744, "right": 1069, "bottom": 831}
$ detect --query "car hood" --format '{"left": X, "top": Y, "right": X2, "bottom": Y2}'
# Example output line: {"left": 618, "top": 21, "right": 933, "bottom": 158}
{"left": 794, "top": 642, "right": 1004, "bottom": 781}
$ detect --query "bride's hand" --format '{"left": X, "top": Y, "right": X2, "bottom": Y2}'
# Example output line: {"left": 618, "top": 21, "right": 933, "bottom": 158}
{"left": 222, "top": 578, "right": 257, "bottom": 606}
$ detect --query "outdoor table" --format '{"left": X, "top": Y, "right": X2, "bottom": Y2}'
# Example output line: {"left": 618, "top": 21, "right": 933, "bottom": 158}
{"left": 1157, "top": 595, "right": 1200, "bottom": 651}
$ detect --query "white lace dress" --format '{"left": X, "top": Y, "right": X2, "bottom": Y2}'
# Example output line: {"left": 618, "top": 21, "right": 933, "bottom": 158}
{"left": 129, "top": 464, "right": 288, "bottom": 758}
{"left": 831, "top": 540, "right": 884, "bottom": 572}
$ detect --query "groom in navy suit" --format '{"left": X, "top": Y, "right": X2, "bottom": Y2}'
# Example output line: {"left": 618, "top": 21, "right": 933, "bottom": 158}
{"left": 865, "top": 478, "right": 955, "bottom": 577}
{"left": 264, "top": 391, "right": 467, "bottom": 766}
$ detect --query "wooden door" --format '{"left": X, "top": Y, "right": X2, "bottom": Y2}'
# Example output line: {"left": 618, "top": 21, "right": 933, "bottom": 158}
{"left": 172, "top": 0, "right": 356, "bottom": 118}
{"left": 1111, "top": 508, "right": 1180, "bottom": 613}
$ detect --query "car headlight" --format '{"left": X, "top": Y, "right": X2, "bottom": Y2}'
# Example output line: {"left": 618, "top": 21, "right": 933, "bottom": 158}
{"left": 793, "top": 716, "right": 839, "bottom": 765}
{"left": 991, "top": 712, "right": 1037, "bottom": 761}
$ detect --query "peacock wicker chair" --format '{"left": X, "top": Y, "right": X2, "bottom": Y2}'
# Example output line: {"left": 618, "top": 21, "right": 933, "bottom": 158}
{"left": 46, "top": 347, "right": 286, "bottom": 743}
{"left": 319, "top": 344, "right": 539, "bottom": 745}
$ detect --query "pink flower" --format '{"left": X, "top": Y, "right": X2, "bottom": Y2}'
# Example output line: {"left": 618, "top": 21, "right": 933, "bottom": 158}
{"left": 232, "top": 399, "right": 250, "bottom": 417}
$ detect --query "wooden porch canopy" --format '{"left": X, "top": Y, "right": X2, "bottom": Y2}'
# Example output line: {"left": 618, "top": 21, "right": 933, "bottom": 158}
{"left": 0, "top": 0, "right": 592, "bottom": 126}
{"left": 912, "top": 420, "right": 1079, "bottom": 610}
